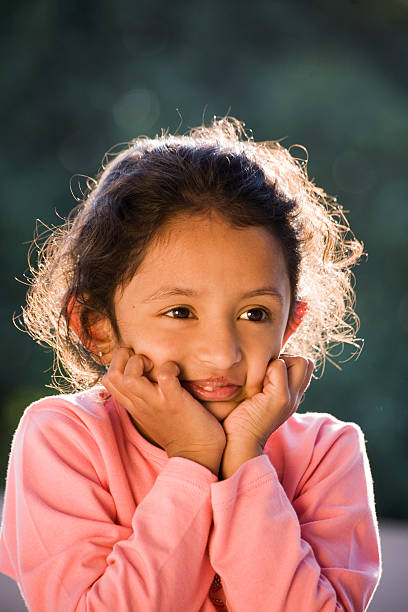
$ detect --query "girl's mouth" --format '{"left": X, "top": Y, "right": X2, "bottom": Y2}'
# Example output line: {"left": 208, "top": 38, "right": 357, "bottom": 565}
{"left": 182, "top": 381, "right": 242, "bottom": 401}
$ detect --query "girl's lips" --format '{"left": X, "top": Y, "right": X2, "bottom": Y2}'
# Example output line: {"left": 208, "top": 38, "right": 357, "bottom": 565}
{"left": 182, "top": 381, "right": 241, "bottom": 401}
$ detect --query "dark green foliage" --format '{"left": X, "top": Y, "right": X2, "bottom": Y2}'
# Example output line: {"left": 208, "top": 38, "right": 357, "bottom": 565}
{"left": 1, "top": 0, "right": 407, "bottom": 517}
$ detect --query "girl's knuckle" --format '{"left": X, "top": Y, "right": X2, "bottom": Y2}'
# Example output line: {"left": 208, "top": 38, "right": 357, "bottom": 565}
{"left": 277, "top": 387, "right": 290, "bottom": 405}
{"left": 158, "top": 364, "right": 176, "bottom": 385}
{"left": 293, "top": 355, "right": 307, "bottom": 370}
{"left": 157, "top": 369, "right": 169, "bottom": 384}
{"left": 130, "top": 355, "right": 143, "bottom": 373}
{"left": 122, "top": 374, "right": 137, "bottom": 391}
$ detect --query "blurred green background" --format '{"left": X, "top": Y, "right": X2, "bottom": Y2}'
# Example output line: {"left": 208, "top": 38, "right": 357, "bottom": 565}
{"left": 1, "top": 0, "right": 407, "bottom": 519}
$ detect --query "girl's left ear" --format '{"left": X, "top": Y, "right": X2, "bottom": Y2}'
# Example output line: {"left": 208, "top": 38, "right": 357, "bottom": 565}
{"left": 282, "top": 300, "right": 308, "bottom": 348}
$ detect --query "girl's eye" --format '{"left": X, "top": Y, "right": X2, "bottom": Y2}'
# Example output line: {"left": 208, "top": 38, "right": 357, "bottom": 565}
{"left": 163, "top": 307, "right": 193, "bottom": 319}
{"left": 240, "top": 308, "right": 270, "bottom": 322}
{"left": 163, "top": 307, "right": 270, "bottom": 321}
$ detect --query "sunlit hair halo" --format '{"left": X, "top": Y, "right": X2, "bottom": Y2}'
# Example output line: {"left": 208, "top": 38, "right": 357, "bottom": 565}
{"left": 21, "top": 116, "right": 364, "bottom": 391}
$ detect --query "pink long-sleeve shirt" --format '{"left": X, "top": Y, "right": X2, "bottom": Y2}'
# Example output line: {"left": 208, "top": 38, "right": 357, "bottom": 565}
{"left": 0, "top": 387, "right": 381, "bottom": 611}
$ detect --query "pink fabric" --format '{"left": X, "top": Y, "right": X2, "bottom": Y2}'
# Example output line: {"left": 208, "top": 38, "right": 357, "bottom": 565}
{"left": 0, "top": 387, "right": 381, "bottom": 611}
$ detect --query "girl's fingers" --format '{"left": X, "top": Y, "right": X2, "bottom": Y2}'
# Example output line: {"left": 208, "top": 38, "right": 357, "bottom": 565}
{"left": 278, "top": 355, "right": 315, "bottom": 416}
{"left": 265, "top": 355, "right": 313, "bottom": 415}
{"left": 288, "top": 359, "right": 314, "bottom": 416}
{"left": 265, "top": 358, "right": 290, "bottom": 404}
{"left": 157, "top": 361, "right": 182, "bottom": 397}
{"left": 279, "top": 354, "right": 310, "bottom": 398}
{"left": 298, "top": 359, "right": 314, "bottom": 397}
{"left": 102, "top": 367, "right": 136, "bottom": 412}
{"left": 103, "top": 348, "right": 156, "bottom": 401}
{"left": 123, "top": 353, "right": 155, "bottom": 395}
{"left": 108, "top": 346, "right": 134, "bottom": 375}
{"left": 123, "top": 353, "right": 154, "bottom": 379}
{"left": 102, "top": 347, "right": 132, "bottom": 390}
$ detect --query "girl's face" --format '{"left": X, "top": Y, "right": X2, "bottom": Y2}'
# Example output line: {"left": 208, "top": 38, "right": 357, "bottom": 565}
{"left": 112, "top": 213, "right": 292, "bottom": 422}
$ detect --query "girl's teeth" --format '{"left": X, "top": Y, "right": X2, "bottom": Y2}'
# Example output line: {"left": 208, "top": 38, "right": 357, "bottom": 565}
{"left": 200, "top": 385, "right": 215, "bottom": 391}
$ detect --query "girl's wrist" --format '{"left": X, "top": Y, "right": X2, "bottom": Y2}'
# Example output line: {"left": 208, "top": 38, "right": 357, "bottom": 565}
{"left": 167, "top": 448, "right": 223, "bottom": 477}
{"left": 220, "top": 438, "right": 263, "bottom": 479}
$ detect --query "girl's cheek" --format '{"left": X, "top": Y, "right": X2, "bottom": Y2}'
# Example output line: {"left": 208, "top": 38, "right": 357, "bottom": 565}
{"left": 135, "top": 337, "right": 183, "bottom": 382}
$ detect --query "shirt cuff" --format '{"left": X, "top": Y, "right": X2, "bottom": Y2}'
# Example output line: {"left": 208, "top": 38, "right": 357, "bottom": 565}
{"left": 157, "top": 456, "right": 219, "bottom": 493}
{"left": 210, "top": 454, "right": 278, "bottom": 508}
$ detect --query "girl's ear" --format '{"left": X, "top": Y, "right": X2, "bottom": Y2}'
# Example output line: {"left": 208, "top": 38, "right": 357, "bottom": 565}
{"left": 282, "top": 300, "right": 308, "bottom": 349}
{"left": 67, "top": 296, "right": 116, "bottom": 365}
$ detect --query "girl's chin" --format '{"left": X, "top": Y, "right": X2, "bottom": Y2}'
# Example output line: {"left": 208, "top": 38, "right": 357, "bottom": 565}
{"left": 200, "top": 399, "right": 241, "bottom": 422}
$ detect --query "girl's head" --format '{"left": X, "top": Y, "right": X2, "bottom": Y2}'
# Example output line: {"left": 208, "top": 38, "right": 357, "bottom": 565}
{"left": 23, "top": 117, "right": 363, "bottom": 415}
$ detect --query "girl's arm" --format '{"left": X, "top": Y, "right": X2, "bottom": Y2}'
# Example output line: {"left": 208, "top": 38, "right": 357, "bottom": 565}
{"left": 0, "top": 400, "right": 217, "bottom": 612}
{"left": 208, "top": 416, "right": 381, "bottom": 611}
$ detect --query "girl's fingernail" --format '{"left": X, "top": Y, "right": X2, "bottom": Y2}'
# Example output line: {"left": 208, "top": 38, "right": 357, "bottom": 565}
{"left": 143, "top": 356, "right": 154, "bottom": 370}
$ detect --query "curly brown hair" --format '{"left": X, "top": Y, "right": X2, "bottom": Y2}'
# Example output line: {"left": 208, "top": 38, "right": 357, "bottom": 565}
{"left": 21, "top": 116, "right": 364, "bottom": 391}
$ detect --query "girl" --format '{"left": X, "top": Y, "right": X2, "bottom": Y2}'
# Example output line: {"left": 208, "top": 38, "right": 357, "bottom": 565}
{"left": 0, "top": 117, "right": 381, "bottom": 611}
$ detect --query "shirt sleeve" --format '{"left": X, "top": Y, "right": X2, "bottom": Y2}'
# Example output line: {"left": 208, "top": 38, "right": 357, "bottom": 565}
{"left": 208, "top": 421, "right": 382, "bottom": 612}
{"left": 0, "top": 407, "right": 217, "bottom": 612}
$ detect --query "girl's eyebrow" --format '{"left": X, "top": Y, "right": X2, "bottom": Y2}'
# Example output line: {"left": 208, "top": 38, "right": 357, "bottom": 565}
{"left": 142, "top": 286, "right": 284, "bottom": 306}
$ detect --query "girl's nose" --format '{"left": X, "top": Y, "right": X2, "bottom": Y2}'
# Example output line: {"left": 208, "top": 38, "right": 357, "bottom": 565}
{"left": 195, "top": 321, "right": 242, "bottom": 369}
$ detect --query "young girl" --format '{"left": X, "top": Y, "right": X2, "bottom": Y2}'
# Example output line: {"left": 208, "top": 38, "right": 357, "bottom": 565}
{"left": 0, "top": 117, "right": 381, "bottom": 611}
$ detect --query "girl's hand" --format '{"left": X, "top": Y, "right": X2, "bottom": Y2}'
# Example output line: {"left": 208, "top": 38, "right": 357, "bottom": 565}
{"left": 102, "top": 348, "right": 226, "bottom": 476}
{"left": 220, "top": 355, "right": 314, "bottom": 478}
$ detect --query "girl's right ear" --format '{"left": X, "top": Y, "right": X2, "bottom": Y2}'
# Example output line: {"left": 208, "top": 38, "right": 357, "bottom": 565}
{"left": 67, "top": 296, "right": 116, "bottom": 365}
{"left": 281, "top": 300, "right": 308, "bottom": 349}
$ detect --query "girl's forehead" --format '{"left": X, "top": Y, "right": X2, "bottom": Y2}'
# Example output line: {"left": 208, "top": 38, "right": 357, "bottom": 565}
{"left": 144, "top": 216, "right": 277, "bottom": 262}
{"left": 134, "top": 214, "right": 291, "bottom": 295}
{"left": 150, "top": 213, "right": 279, "bottom": 254}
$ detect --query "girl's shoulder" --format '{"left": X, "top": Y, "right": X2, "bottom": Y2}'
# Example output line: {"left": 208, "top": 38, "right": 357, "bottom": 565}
{"left": 283, "top": 410, "right": 366, "bottom": 451}
{"left": 265, "top": 410, "right": 366, "bottom": 478}
{"left": 286, "top": 410, "right": 364, "bottom": 439}
{"left": 9, "top": 388, "right": 126, "bottom": 480}
{"left": 23, "top": 386, "right": 109, "bottom": 415}
{"left": 16, "top": 387, "right": 114, "bottom": 440}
